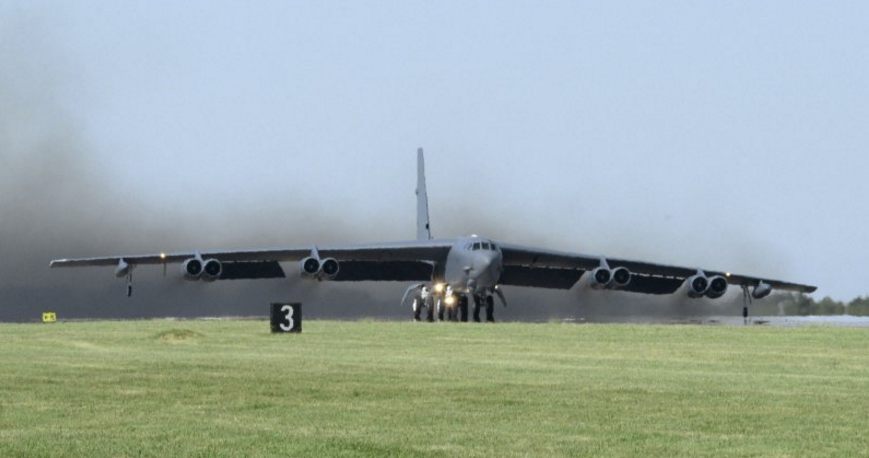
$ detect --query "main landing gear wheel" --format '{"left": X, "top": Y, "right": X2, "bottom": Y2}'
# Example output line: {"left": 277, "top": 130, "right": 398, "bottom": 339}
{"left": 473, "top": 296, "right": 482, "bottom": 323}
{"left": 447, "top": 304, "right": 458, "bottom": 322}
{"left": 459, "top": 296, "right": 469, "bottom": 322}
{"left": 413, "top": 300, "right": 421, "bottom": 322}
{"left": 425, "top": 296, "right": 435, "bottom": 323}
{"left": 485, "top": 295, "right": 495, "bottom": 323}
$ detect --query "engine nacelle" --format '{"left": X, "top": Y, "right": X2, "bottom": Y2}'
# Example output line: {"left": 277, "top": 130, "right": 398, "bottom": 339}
{"left": 611, "top": 267, "right": 632, "bottom": 289}
{"left": 705, "top": 275, "right": 728, "bottom": 299}
{"left": 300, "top": 257, "right": 320, "bottom": 278}
{"left": 201, "top": 259, "right": 222, "bottom": 282}
{"left": 683, "top": 274, "right": 709, "bottom": 298}
{"left": 589, "top": 267, "right": 612, "bottom": 290}
{"left": 752, "top": 282, "right": 772, "bottom": 299}
{"left": 320, "top": 258, "right": 340, "bottom": 280}
{"left": 183, "top": 258, "right": 203, "bottom": 280}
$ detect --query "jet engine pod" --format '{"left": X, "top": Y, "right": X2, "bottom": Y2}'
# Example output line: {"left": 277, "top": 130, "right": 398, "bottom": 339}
{"left": 320, "top": 258, "right": 340, "bottom": 280}
{"left": 300, "top": 257, "right": 320, "bottom": 278}
{"left": 183, "top": 258, "right": 203, "bottom": 280}
{"left": 201, "top": 259, "right": 222, "bottom": 282}
{"left": 705, "top": 275, "right": 728, "bottom": 299}
{"left": 752, "top": 282, "right": 772, "bottom": 299}
{"left": 684, "top": 274, "right": 709, "bottom": 298}
{"left": 611, "top": 267, "right": 632, "bottom": 289}
{"left": 589, "top": 267, "right": 612, "bottom": 290}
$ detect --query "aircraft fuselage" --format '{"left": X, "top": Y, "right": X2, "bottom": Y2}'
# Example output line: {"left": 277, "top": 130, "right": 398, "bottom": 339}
{"left": 441, "top": 236, "right": 503, "bottom": 296}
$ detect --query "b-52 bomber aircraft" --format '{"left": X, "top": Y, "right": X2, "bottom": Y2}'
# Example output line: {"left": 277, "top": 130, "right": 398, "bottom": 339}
{"left": 51, "top": 149, "right": 816, "bottom": 322}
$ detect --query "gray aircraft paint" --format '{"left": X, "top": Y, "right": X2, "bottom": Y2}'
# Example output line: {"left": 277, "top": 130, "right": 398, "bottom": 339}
{"left": 50, "top": 149, "right": 816, "bottom": 319}
{"left": 416, "top": 148, "right": 432, "bottom": 242}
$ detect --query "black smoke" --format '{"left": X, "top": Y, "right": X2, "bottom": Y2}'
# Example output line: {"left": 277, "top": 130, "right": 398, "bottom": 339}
{"left": 0, "top": 17, "right": 767, "bottom": 323}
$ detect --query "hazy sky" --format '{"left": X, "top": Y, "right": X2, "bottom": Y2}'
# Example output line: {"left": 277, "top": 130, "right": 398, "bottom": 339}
{"left": 3, "top": 1, "right": 867, "bottom": 301}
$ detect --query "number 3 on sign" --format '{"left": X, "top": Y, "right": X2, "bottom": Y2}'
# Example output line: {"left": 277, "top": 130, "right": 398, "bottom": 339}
{"left": 280, "top": 305, "right": 294, "bottom": 331}
{"left": 271, "top": 303, "right": 301, "bottom": 333}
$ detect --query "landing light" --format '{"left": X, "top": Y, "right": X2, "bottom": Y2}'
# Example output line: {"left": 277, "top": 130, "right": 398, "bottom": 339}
{"left": 160, "top": 253, "right": 167, "bottom": 260}
{"left": 434, "top": 283, "right": 445, "bottom": 294}
{"left": 725, "top": 272, "right": 731, "bottom": 278}
{"left": 444, "top": 295, "right": 456, "bottom": 306}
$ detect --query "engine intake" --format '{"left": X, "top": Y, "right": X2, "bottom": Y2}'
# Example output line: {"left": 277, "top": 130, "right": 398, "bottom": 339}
{"left": 320, "top": 258, "right": 340, "bottom": 280}
{"left": 183, "top": 258, "right": 203, "bottom": 280}
{"left": 611, "top": 267, "right": 632, "bottom": 289}
{"left": 589, "top": 267, "right": 612, "bottom": 290}
{"left": 300, "top": 257, "right": 321, "bottom": 278}
{"left": 705, "top": 275, "right": 728, "bottom": 299}
{"left": 684, "top": 274, "right": 709, "bottom": 298}
{"left": 202, "top": 259, "right": 222, "bottom": 282}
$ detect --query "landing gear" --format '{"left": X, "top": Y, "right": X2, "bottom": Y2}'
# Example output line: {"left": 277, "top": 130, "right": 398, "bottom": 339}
{"left": 485, "top": 295, "right": 495, "bottom": 323}
{"left": 411, "top": 286, "right": 436, "bottom": 322}
{"left": 471, "top": 295, "right": 496, "bottom": 322}
{"left": 459, "top": 296, "right": 469, "bottom": 322}
{"left": 425, "top": 294, "right": 435, "bottom": 323}
{"left": 413, "top": 298, "right": 422, "bottom": 322}
{"left": 473, "top": 296, "right": 482, "bottom": 323}
{"left": 447, "top": 303, "right": 458, "bottom": 321}
{"left": 416, "top": 288, "right": 500, "bottom": 324}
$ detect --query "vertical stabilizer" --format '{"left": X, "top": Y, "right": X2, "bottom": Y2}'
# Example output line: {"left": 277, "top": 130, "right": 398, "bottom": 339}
{"left": 416, "top": 148, "right": 432, "bottom": 240}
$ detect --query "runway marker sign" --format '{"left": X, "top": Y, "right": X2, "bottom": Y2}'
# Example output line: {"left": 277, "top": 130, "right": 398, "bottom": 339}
{"left": 270, "top": 303, "right": 301, "bottom": 333}
{"left": 42, "top": 312, "right": 57, "bottom": 323}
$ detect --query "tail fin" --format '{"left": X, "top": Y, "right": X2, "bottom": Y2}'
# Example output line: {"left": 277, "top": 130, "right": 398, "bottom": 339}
{"left": 416, "top": 147, "right": 432, "bottom": 240}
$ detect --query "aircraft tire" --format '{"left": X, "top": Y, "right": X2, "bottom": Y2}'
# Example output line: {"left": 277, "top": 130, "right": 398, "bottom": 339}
{"left": 472, "top": 296, "right": 482, "bottom": 323}
{"left": 486, "top": 295, "right": 495, "bottom": 323}
{"left": 423, "top": 295, "right": 434, "bottom": 322}
{"left": 459, "top": 296, "right": 469, "bottom": 322}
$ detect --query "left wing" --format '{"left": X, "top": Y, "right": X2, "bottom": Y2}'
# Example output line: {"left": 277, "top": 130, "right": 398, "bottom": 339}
{"left": 498, "top": 243, "right": 816, "bottom": 296}
{"left": 50, "top": 240, "right": 454, "bottom": 283}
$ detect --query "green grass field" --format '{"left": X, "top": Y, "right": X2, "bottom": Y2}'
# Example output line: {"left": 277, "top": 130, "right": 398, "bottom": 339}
{"left": 1, "top": 320, "right": 867, "bottom": 457}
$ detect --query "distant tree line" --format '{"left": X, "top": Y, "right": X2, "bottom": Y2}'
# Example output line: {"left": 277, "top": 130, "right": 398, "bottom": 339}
{"left": 752, "top": 294, "right": 869, "bottom": 316}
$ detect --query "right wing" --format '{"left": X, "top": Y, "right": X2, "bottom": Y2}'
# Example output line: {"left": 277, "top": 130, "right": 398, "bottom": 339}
{"left": 498, "top": 243, "right": 817, "bottom": 295}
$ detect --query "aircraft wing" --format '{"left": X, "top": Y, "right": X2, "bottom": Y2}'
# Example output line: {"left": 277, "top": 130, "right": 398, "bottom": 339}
{"left": 498, "top": 243, "right": 817, "bottom": 294}
{"left": 49, "top": 240, "right": 454, "bottom": 282}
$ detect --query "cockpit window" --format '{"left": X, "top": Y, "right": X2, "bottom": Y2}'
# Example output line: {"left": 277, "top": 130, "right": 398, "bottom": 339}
{"left": 481, "top": 242, "right": 490, "bottom": 251}
{"left": 490, "top": 242, "right": 498, "bottom": 251}
{"left": 472, "top": 242, "right": 481, "bottom": 251}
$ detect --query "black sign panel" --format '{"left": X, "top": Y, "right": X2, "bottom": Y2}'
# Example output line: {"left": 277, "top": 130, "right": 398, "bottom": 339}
{"left": 270, "top": 303, "right": 302, "bottom": 333}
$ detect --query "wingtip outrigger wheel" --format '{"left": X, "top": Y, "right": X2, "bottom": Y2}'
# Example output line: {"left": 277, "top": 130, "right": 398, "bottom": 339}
{"left": 741, "top": 284, "right": 752, "bottom": 325}
{"left": 126, "top": 271, "right": 133, "bottom": 298}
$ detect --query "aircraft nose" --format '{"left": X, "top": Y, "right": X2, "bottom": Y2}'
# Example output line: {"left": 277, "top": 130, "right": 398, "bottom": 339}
{"left": 470, "top": 252, "right": 499, "bottom": 279}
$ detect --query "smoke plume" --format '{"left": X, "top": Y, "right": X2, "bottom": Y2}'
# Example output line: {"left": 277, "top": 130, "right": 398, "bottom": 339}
{"left": 0, "top": 17, "right": 762, "bottom": 323}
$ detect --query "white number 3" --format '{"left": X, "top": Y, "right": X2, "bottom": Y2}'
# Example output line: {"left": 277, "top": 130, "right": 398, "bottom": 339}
{"left": 280, "top": 305, "right": 294, "bottom": 331}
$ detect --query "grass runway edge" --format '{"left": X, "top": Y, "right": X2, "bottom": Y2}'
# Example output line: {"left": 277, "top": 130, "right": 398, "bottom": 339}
{"left": 1, "top": 319, "right": 866, "bottom": 457}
